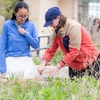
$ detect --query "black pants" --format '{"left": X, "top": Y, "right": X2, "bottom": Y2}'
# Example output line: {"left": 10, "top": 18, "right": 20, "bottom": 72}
{"left": 69, "top": 54, "right": 100, "bottom": 79}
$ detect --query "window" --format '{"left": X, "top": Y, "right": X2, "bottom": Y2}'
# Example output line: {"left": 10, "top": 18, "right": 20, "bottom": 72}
{"left": 89, "top": 2, "right": 100, "bottom": 18}
{"left": 78, "top": 0, "right": 100, "bottom": 31}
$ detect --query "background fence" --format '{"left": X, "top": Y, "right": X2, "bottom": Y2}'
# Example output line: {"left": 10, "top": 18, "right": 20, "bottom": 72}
{"left": 31, "top": 34, "right": 50, "bottom": 56}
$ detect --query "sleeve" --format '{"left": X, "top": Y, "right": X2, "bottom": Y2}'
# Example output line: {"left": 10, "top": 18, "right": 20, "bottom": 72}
{"left": 22, "top": 22, "right": 39, "bottom": 49}
{"left": 59, "top": 24, "right": 81, "bottom": 67}
{"left": 0, "top": 23, "right": 8, "bottom": 73}
{"left": 42, "top": 34, "right": 59, "bottom": 64}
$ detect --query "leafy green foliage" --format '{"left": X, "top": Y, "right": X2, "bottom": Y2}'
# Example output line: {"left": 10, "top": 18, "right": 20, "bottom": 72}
{"left": 49, "top": 49, "right": 64, "bottom": 65}
{"left": 97, "top": 44, "right": 100, "bottom": 50}
{"left": 0, "top": 0, "right": 23, "bottom": 20}
{"left": 33, "top": 57, "right": 41, "bottom": 65}
{"left": 0, "top": 76, "right": 100, "bottom": 100}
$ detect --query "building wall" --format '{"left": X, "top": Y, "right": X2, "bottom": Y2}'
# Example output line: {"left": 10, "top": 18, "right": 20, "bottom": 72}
{"left": 73, "top": 0, "right": 78, "bottom": 21}
{"left": 59, "top": 0, "right": 74, "bottom": 19}
{"left": 24, "top": 0, "right": 40, "bottom": 32}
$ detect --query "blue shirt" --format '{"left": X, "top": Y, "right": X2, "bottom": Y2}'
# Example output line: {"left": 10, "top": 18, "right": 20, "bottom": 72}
{"left": 89, "top": 22, "right": 100, "bottom": 35}
{"left": 0, "top": 20, "right": 39, "bottom": 73}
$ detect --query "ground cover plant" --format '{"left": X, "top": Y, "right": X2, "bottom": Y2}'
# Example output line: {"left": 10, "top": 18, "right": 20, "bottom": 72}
{"left": 0, "top": 76, "right": 100, "bottom": 100}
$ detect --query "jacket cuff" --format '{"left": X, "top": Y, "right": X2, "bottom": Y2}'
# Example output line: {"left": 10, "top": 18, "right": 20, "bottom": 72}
{"left": 42, "top": 58, "right": 49, "bottom": 65}
{"left": 59, "top": 60, "right": 66, "bottom": 67}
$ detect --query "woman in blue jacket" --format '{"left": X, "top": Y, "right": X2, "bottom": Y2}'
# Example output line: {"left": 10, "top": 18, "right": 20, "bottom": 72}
{"left": 0, "top": 1, "right": 39, "bottom": 79}
{"left": 89, "top": 18, "right": 100, "bottom": 35}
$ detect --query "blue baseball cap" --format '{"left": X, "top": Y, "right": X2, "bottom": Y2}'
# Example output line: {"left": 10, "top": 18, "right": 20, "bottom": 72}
{"left": 43, "top": 7, "right": 61, "bottom": 27}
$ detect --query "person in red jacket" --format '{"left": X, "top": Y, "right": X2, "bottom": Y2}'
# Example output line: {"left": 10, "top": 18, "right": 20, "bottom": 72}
{"left": 37, "top": 7, "right": 100, "bottom": 79}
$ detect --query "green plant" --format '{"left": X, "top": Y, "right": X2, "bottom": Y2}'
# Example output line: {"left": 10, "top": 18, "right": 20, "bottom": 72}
{"left": 49, "top": 48, "right": 64, "bottom": 65}
{"left": 0, "top": 0, "right": 23, "bottom": 20}
{"left": 0, "top": 76, "right": 100, "bottom": 100}
{"left": 33, "top": 57, "right": 41, "bottom": 65}
{"left": 97, "top": 44, "right": 100, "bottom": 50}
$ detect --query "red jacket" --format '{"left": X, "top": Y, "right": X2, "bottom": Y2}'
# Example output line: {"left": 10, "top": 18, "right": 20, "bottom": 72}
{"left": 42, "top": 19, "right": 100, "bottom": 71}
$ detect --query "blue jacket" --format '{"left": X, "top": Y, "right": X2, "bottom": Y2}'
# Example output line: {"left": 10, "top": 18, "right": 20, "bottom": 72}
{"left": 0, "top": 20, "right": 39, "bottom": 73}
{"left": 89, "top": 22, "right": 100, "bottom": 34}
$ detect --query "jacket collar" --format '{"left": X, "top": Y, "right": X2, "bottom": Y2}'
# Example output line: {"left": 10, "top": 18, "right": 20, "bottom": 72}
{"left": 55, "top": 20, "right": 69, "bottom": 37}
{"left": 11, "top": 20, "right": 28, "bottom": 28}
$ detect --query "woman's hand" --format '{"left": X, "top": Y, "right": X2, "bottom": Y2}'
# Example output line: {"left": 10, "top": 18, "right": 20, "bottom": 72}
{"left": 49, "top": 63, "right": 62, "bottom": 77}
{"left": 37, "top": 61, "right": 46, "bottom": 75}
{"left": 0, "top": 73, "right": 6, "bottom": 79}
{"left": 18, "top": 27, "right": 25, "bottom": 35}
